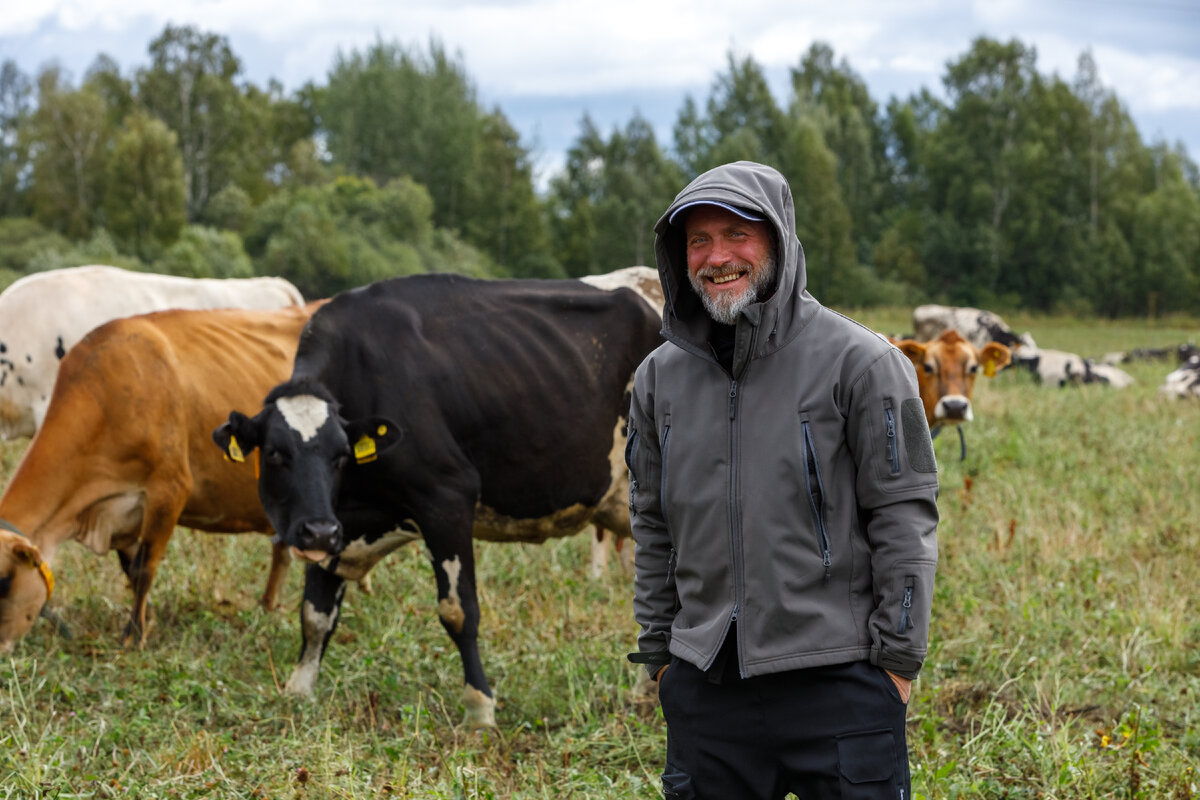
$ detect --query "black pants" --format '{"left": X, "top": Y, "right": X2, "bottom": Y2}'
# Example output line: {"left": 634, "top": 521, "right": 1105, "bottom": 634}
{"left": 658, "top": 657, "right": 912, "bottom": 800}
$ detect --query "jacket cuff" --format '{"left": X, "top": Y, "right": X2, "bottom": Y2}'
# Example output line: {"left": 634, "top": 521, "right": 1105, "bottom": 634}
{"left": 873, "top": 649, "right": 923, "bottom": 681}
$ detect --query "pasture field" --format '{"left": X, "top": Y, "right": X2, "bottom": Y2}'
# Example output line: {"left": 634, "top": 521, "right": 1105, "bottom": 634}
{"left": 2, "top": 311, "right": 1199, "bottom": 799}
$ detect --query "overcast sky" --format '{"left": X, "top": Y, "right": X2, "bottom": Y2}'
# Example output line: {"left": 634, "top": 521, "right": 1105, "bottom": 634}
{"left": 4, "top": 0, "right": 1199, "bottom": 186}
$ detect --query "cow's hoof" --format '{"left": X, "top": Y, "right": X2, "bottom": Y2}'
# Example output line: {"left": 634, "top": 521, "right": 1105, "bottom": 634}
{"left": 283, "top": 666, "right": 318, "bottom": 697}
{"left": 461, "top": 684, "right": 497, "bottom": 729}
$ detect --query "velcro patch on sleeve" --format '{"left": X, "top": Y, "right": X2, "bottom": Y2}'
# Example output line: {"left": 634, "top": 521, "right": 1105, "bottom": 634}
{"left": 901, "top": 398, "right": 938, "bottom": 473}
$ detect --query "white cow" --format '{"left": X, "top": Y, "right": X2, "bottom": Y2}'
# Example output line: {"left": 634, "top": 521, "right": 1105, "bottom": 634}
{"left": 0, "top": 265, "right": 305, "bottom": 439}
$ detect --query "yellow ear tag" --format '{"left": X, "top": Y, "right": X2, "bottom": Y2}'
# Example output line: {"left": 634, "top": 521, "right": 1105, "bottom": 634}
{"left": 983, "top": 358, "right": 997, "bottom": 378}
{"left": 354, "top": 435, "right": 377, "bottom": 464}
{"left": 227, "top": 435, "right": 246, "bottom": 463}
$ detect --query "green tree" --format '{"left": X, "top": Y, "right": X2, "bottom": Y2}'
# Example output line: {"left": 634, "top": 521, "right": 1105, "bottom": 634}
{"left": 155, "top": 224, "right": 254, "bottom": 278}
{"left": 137, "top": 24, "right": 248, "bottom": 220}
{"left": 790, "top": 43, "right": 890, "bottom": 264}
{"left": 28, "top": 67, "right": 111, "bottom": 239}
{"left": 548, "top": 114, "right": 682, "bottom": 278}
{"left": 0, "top": 59, "right": 33, "bottom": 217}
{"left": 104, "top": 110, "right": 187, "bottom": 259}
{"left": 321, "top": 37, "right": 550, "bottom": 269}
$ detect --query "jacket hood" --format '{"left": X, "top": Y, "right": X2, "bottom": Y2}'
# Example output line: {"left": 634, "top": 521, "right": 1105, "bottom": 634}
{"left": 653, "top": 161, "right": 816, "bottom": 366}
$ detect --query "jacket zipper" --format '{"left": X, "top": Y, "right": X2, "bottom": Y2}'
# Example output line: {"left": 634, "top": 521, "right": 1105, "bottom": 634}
{"left": 884, "top": 402, "right": 900, "bottom": 476}
{"left": 897, "top": 577, "right": 915, "bottom": 634}
{"left": 801, "top": 419, "right": 832, "bottom": 580}
{"left": 727, "top": 376, "right": 746, "bottom": 674}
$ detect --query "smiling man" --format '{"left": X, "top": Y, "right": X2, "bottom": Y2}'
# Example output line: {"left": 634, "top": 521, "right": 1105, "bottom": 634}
{"left": 627, "top": 161, "right": 940, "bottom": 799}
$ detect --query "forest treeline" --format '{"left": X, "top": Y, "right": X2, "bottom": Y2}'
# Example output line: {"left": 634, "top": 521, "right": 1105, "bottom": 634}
{"left": 1, "top": 25, "right": 1197, "bottom": 315}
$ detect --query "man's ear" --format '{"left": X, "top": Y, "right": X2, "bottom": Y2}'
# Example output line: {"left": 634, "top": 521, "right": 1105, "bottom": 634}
{"left": 343, "top": 417, "right": 403, "bottom": 465}
{"left": 213, "top": 410, "right": 262, "bottom": 463}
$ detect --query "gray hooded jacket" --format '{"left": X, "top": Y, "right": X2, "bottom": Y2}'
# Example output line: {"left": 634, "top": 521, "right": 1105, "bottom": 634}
{"left": 628, "top": 161, "right": 939, "bottom": 680}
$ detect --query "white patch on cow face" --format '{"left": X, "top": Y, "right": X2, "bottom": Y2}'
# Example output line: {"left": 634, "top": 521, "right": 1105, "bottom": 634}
{"left": 437, "top": 555, "right": 465, "bottom": 633}
{"left": 275, "top": 395, "right": 330, "bottom": 442}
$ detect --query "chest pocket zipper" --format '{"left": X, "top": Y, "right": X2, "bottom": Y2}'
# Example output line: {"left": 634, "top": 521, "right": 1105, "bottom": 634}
{"left": 801, "top": 418, "right": 831, "bottom": 580}
{"left": 625, "top": 427, "right": 640, "bottom": 511}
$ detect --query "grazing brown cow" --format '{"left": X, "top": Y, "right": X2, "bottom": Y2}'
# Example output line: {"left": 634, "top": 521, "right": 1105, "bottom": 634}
{"left": 891, "top": 329, "right": 1011, "bottom": 432}
{"left": 0, "top": 303, "right": 321, "bottom": 653}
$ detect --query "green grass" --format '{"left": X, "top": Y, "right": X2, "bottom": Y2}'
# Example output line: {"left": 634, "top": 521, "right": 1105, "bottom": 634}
{"left": 3, "top": 310, "right": 1200, "bottom": 798}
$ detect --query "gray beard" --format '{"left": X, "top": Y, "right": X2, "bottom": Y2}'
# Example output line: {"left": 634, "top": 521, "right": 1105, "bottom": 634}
{"left": 689, "top": 253, "right": 777, "bottom": 325}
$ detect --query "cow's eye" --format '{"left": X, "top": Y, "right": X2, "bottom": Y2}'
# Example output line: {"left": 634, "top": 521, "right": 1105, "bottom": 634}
{"left": 923, "top": 362, "right": 935, "bottom": 375}
{"left": 332, "top": 452, "right": 349, "bottom": 470}
{"left": 263, "top": 446, "right": 287, "bottom": 466}
{"left": 968, "top": 364, "right": 979, "bottom": 375}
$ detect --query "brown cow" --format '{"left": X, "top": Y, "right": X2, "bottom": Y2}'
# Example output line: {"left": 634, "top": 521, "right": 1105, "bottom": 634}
{"left": 0, "top": 302, "right": 321, "bottom": 653}
{"left": 891, "top": 329, "right": 1011, "bottom": 430}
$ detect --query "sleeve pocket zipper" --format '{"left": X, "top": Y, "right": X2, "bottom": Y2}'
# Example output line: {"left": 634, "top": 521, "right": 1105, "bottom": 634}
{"left": 885, "top": 402, "right": 900, "bottom": 476}
{"left": 897, "top": 576, "right": 915, "bottom": 634}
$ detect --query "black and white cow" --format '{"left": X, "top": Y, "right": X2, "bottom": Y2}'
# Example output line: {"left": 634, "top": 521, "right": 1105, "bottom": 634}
{"left": 1160, "top": 355, "right": 1200, "bottom": 399}
{"left": 912, "top": 304, "right": 1036, "bottom": 352}
{"left": 212, "top": 274, "right": 662, "bottom": 727}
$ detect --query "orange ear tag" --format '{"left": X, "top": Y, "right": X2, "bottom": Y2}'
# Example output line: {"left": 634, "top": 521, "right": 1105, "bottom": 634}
{"left": 253, "top": 449, "right": 260, "bottom": 480}
{"left": 37, "top": 560, "right": 54, "bottom": 600}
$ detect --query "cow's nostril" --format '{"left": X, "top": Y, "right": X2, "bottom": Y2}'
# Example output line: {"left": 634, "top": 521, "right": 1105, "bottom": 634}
{"left": 301, "top": 520, "right": 340, "bottom": 548}
{"left": 942, "top": 399, "right": 969, "bottom": 417}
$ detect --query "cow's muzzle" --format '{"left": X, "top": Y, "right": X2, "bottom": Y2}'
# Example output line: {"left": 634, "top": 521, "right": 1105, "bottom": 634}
{"left": 291, "top": 519, "right": 341, "bottom": 560}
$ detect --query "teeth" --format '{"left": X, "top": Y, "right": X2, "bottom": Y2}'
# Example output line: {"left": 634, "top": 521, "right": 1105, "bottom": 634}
{"left": 711, "top": 272, "right": 743, "bottom": 285}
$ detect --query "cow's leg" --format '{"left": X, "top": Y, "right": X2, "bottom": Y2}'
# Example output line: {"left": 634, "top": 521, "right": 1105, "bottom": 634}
{"left": 116, "top": 504, "right": 178, "bottom": 647}
{"left": 283, "top": 563, "right": 345, "bottom": 696}
{"left": 427, "top": 532, "right": 494, "bottom": 729}
{"left": 589, "top": 525, "right": 612, "bottom": 578}
{"left": 260, "top": 540, "right": 292, "bottom": 610}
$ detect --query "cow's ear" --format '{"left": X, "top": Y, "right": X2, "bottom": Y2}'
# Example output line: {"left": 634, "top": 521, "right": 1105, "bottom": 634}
{"left": 895, "top": 339, "right": 926, "bottom": 365}
{"left": 213, "top": 410, "right": 262, "bottom": 463}
{"left": 979, "top": 342, "right": 1012, "bottom": 378}
{"left": 344, "top": 417, "right": 403, "bottom": 465}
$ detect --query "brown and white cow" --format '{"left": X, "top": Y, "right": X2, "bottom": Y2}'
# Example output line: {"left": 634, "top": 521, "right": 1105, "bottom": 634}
{"left": 0, "top": 302, "right": 321, "bottom": 653}
{"left": 891, "top": 329, "right": 1011, "bottom": 432}
{"left": 579, "top": 266, "right": 664, "bottom": 577}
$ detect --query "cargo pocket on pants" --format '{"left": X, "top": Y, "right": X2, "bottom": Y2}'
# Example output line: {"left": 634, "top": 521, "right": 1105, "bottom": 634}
{"left": 661, "top": 767, "right": 695, "bottom": 799}
{"left": 836, "top": 728, "right": 897, "bottom": 799}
